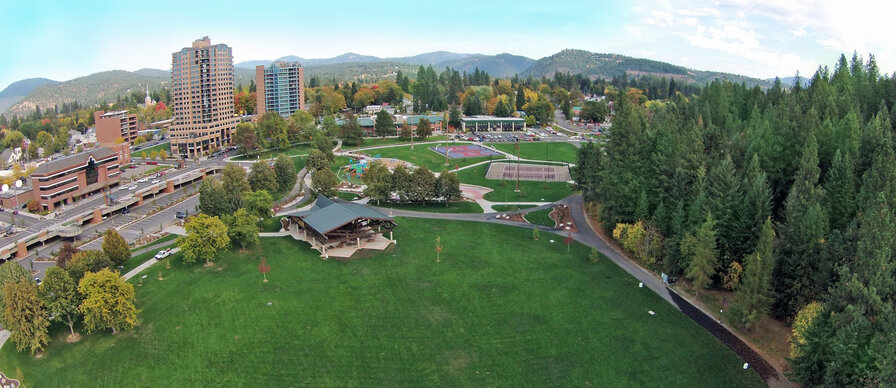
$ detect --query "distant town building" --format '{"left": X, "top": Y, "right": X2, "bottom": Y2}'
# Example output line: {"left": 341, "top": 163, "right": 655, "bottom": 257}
{"left": 143, "top": 87, "right": 155, "bottom": 108}
{"left": 28, "top": 146, "right": 130, "bottom": 211}
{"left": 364, "top": 104, "right": 394, "bottom": 115}
{"left": 461, "top": 116, "right": 526, "bottom": 132}
{"left": 256, "top": 61, "right": 304, "bottom": 117}
{"left": 0, "top": 148, "right": 23, "bottom": 168}
{"left": 94, "top": 110, "right": 139, "bottom": 145}
{"left": 170, "top": 36, "right": 238, "bottom": 158}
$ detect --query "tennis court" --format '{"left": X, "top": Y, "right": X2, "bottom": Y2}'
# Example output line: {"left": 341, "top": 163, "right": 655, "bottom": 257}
{"left": 485, "top": 162, "right": 571, "bottom": 182}
{"left": 430, "top": 145, "right": 502, "bottom": 159}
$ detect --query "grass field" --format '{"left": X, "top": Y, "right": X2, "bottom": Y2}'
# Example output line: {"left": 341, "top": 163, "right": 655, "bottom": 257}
{"left": 374, "top": 200, "right": 484, "bottom": 213}
{"left": 356, "top": 135, "right": 448, "bottom": 148}
{"left": 524, "top": 208, "right": 556, "bottom": 227}
{"left": 487, "top": 142, "right": 579, "bottom": 164}
{"left": 120, "top": 235, "right": 180, "bottom": 273}
{"left": 233, "top": 143, "right": 313, "bottom": 161}
{"left": 490, "top": 204, "right": 537, "bottom": 212}
{"left": 135, "top": 142, "right": 170, "bottom": 157}
{"left": 257, "top": 216, "right": 284, "bottom": 233}
{"left": 361, "top": 144, "right": 502, "bottom": 172}
{"left": 0, "top": 219, "right": 763, "bottom": 387}
{"left": 457, "top": 162, "right": 574, "bottom": 202}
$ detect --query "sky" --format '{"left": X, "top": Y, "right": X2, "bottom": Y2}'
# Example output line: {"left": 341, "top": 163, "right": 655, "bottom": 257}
{"left": 2, "top": 0, "right": 895, "bottom": 91}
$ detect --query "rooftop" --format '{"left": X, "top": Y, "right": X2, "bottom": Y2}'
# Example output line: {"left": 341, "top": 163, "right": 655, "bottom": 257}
{"left": 287, "top": 195, "right": 392, "bottom": 237}
{"left": 31, "top": 147, "right": 118, "bottom": 176}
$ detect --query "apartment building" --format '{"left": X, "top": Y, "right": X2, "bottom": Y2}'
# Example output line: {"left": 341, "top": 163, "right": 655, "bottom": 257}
{"left": 256, "top": 61, "right": 305, "bottom": 117}
{"left": 94, "top": 110, "right": 139, "bottom": 145}
{"left": 170, "top": 36, "right": 238, "bottom": 158}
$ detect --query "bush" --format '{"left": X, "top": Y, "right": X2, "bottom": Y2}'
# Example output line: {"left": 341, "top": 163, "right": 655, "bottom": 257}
{"left": 26, "top": 199, "right": 40, "bottom": 213}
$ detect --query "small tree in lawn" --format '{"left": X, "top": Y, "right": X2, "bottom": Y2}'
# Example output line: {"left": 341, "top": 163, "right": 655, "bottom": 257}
{"left": 589, "top": 248, "right": 600, "bottom": 263}
{"left": 3, "top": 280, "right": 50, "bottom": 354}
{"left": 416, "top": 118, "right": 432, "bottom": 140}
{"left": 225, "top": 208, "right": 259, "bottom": 250}
{"left": 78, "top": 268, "right": 137, "bottom": 335}
{"left": 259, "top": 258, "right": 270, "bottom": 282}
{"left": 532, "top": 228, "right": 540, "bottom": 241}
{"left": 178, "top": 214, "right": 230, "bottom": 266}
{"left": 102, "top": 228, "right": 130, "bottom": 267}
{"left": 435, "top": 236, "right": 442, "bottom": 262}
{"left": 38, "top": 267, "right": 81, "bottom": 339}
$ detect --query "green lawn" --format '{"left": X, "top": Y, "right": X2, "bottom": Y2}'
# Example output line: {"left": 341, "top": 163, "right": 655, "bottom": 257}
{"left": 457, "top": 162, "right": 574, "bottom": 202}
{"left": 490, "top": 204, "right": 537, "bottom": 212}
{"left": 257, "top": 216, "right": 284, "bottom": 233}
{"left": 488, "top": 142, "right": 579, "bottom": 164}
{"left": 356, "top": 135, "right": 448, "bottom": 148}
{"left": 0, "top": 219, "right": 762, "bottom": 387}
{"left": 336, "top": 191, "right": 362, "bottom": 201}
{"left": 135, "top": 142, "right": 170, "bottom": 157}
{"left": 374, "top": 200, "right": 484, "bottom": 213}
{"left": 120, "top": 235, "right": 180, "bottom": 273}
{"left": 360, "top": 144, "right": 502, "bottom": 172}
{"left": 233, "top": 143, "right": 313, "bottom": 161}
{"left": 524, "top": 208, "right": 556, "bottom": 228}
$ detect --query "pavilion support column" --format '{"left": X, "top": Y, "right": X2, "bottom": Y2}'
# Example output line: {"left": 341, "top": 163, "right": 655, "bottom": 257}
{"left": 357, "top": 237, "right": 361, "bottom": 249}
{"left": 390, "top": 230, "right": 395, "bottom": 244}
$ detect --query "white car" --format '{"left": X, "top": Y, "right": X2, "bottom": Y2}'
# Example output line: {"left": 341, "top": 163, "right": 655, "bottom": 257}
{"left": 151, "top": 179, "right": 161, "bottom": 184}
{"left": 154, "top": 249, "right": 171, "bottom": 260}
{"left": 138, "top": 177, "right": 149, "bottom": 183}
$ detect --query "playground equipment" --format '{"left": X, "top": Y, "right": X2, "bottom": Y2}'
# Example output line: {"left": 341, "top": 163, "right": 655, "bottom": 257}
{"left": 343, "top": 158, "right": 370, "bottom": 179}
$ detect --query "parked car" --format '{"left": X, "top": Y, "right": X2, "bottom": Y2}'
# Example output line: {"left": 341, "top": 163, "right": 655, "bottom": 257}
{"left": 151, "top": 179, "right": 161, "bottom": 184}
{"left": 175, "top": 211, "right": 187, "bottom": 219}
{"left": 34, "top": 277, "right": 41, "bottom": 285}
{"left": 138, "top": 177, "right": 149, "bottom": 183}
{"left": 154, "top": 249, "right": 171, "bottom": 260}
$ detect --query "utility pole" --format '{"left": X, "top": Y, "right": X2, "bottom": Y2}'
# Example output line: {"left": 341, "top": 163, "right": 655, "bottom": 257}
{"left": 515, "top": 138, "right": 521, "bottom": 192}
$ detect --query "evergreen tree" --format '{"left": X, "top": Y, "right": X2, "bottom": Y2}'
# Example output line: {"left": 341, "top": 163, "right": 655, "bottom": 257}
{"left": 824, "top": 149, "right": 856, "bottom": 232}
{"left": 681, "top": 213, "right": 718, "bottom": 296}
{"left": 572, "top": 141, "right": 601, "bottom": 201}
{"left": 773, "top": 135, "right": 829, "bottom": 319}
{"left": 273, "top": 155, "right": 297, "bottom": 193}
{"left": 374, "top": 110, "right": 395, "bottom": 139}
{"left": 730, "top": 218, "right": 776, "bottom": 329}
{"left": 248, "top": 160, "right": 279, "bottom": 193}
{"left": 101, "top": 229, "right": 130, "bottom": 267}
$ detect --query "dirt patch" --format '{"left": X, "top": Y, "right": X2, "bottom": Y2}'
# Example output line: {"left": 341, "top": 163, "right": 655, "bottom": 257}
{"left": 551, "top": 204, "right": 577, "bottom": 232}
{"left": 65, "top": 333, "right": 82, "bottom": 343}
{"left": 506, "top": 213, "right": 527, "bottom": 223}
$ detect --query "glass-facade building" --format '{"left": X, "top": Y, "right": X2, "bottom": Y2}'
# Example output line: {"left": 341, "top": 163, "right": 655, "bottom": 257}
{"left": 256, "top": 61, "right": 304, "bottom": 117}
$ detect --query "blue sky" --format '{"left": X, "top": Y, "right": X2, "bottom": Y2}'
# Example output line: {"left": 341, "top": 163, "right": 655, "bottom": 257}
{"left": 1, "top": 0, "right": 893, "bottom": 91}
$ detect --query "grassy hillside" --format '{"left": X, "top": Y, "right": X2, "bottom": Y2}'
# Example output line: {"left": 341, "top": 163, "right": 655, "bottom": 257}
{"left": 0, "top": 77, "right": 59, "bottom": 113}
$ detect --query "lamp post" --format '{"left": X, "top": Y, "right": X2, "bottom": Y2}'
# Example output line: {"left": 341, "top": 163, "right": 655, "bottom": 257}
{"left": 2, "top": 179, "right": 24, "bottom": 222}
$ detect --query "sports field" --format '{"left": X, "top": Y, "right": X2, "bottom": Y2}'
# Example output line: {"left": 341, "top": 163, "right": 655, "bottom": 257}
{"left": 487, "top": 141, "right": 579, "bottom": 164}
{"left": 458, "top": 162, "right": 574, "bottom": 202}
{"left": 363, "top": 145, "right": 502, "bottom": 172}
{"left": 0, "top": 219, "right": 762, "bottom": 387}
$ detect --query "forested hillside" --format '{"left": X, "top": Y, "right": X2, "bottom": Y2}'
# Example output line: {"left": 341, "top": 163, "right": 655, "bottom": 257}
{"left": 7, "top": 70, "right": 169, "bottom": 115}
{"left": 574, "top": 53, "right": 896, "bottom": 386}
{"left": 526, "top": 49, "right": 772, "bottom": 88}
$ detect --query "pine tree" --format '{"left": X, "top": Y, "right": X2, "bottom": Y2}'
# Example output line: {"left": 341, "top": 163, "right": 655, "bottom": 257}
{"left": 824, "top": 149, "right": 856, "bottom": 231}
{"left": 773, "top": 135, "right": 829, "bottom": 319}
{"left": 681, "top": 213, "right": 717, "bottom": 296}
{"left": 730, "top": 218, "right": 776, "bottom": 329}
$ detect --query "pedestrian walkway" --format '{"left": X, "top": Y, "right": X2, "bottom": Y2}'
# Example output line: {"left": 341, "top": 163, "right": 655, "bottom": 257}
{"left": 123, "top": 247, "right": 180, "bottom": 280}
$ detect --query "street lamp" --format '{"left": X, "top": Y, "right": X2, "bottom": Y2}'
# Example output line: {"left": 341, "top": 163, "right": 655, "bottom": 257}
{"left": 2, "top": 179, "right": 24, "bottom": 222}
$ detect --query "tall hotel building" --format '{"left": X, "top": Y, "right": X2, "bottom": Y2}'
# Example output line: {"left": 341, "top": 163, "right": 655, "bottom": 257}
{"left": 170, "top": 37, "right": 238, "bottom": 157}
{"left": 256, "top": 61, "right": 305, "bottom": 117}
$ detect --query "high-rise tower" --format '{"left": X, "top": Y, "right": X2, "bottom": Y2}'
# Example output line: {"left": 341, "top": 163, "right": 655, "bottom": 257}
{"left": 170, "top": 36, "right": 238, "bottom": 158}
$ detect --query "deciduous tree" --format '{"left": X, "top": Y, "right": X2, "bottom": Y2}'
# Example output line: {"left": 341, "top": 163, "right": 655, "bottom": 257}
{"left": 310, "top": 167, "right": 338, "bottom": 197}
{"left": 224, "top": 208, "right": 259, "bottom": 250}
{"left": 248, "top": 160, "right": 278, "bottom": 193}
{"left": 178, "top": 214, "right": 230, "bottom": 265}
{"left": 3, "top": 280, "right": 49, "bottom": 354}
{"left": 101, "top": 229, "right": 130, "bottom": 267}
{"left": 38, "top": 267, "right": 81, "bottom": 337}
{"left": 273, "top": 155, "right": 297, "bottom": 193}
{"left": 78, "top": 268, "right": 137, "bottom": 334}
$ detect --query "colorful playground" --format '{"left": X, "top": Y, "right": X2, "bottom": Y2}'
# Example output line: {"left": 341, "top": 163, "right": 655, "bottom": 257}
{"left": 430, "top": 144, "right": 502, "bottom": 159}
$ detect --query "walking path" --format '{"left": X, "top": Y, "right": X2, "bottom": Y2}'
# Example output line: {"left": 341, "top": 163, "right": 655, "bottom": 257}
{"left": 123, "top": 247, "right": 181, "bottom": 280}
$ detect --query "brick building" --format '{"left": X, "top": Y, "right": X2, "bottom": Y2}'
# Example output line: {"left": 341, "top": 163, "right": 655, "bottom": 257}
{"left": 29, "top": 145, "right": 130, "bottom": 211}
{"left": 94, "top": 110, "right": 139, "bottom": 145}
{"left": 170, "top": 37, "right": 238, "bottom": 158}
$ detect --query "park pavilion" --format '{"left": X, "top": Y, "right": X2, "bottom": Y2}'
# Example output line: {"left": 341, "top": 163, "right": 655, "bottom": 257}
{"left": 282, "top": 195, "right": 396, "bottom": 259}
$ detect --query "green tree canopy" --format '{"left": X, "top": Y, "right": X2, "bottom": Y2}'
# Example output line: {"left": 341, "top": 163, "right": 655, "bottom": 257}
{"left": 101, "top": 228, "right": 130, "bottom": 267}
{"left": 178, "top": 214, "right": 230, "bottom": 265}
{"left": 78, "top": 268, "right": 137, "bottom": 335}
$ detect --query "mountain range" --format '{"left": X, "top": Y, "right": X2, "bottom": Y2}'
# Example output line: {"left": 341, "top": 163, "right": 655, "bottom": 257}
{"left": 2, "top": 49, "right": 777, "bottom": 116}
